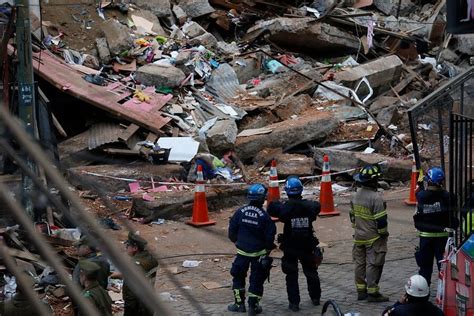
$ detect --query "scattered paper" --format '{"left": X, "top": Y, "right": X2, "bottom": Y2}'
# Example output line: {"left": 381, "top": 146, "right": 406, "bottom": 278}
{"left": 182, "top": 260, "right": 202, "bottom": 268}
{"left": 363, "top": 147, "right": 375, "bottom": 154}
{"left": 142, "top": 193, "right": 155, "bottom": 201}
{"left": 132, "top": 15, "right": 156, "bottom": 35}
{"left": 129, "top": 182, "right": 141, "bottom": 193}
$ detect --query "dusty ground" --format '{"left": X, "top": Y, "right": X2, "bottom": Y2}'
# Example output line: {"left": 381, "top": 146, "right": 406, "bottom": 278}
{"left": 59, "top": 185, "right": 421, "bottom": 315}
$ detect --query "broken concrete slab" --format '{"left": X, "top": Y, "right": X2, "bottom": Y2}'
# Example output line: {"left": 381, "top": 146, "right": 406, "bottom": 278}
{"left": 132, "top": 186, "right": 246, "bottom": 220}
{"left": 369, "top": 96, "right": 399, "bottom": 113}
{"left": 438, "top": 48, "right": 459, "bottom": 63}
{"left": 172, "top": 5, "right": 187, "bottom": 25}
{"left": 132, "top": 0, "right": 171, "bottom": 17}
{"left": 206, "top": 119, "right": 238, "bottom": 155}
{"left": 274, "top": 153, "right": 315, "bottom": 177}
{"left": 373, "top": 0, "right": 416, "bottom": 17}
{"left": 67, "top": 163, "right": 185, "bottom": 192}
{"left": 453, "top": 34, "right": 474, "bottom": 55}
{"left": 376, "top": 107, "right": 401, "bottom": 127}
{"left": 175, "top": 50, "right": 192, "bottom": 66}
{"left": 136, "top": 64, "right": 186, "bottom": 88}
{"left": 131, "top": 10, "right": 166, "bottom": 35}
{"left": 178, "top": 0, "right": 214, "bottom": 18}
{"left": 182, "top": 21, "right": 207, "bottom": 38}
{"left": 95, "top": 37, "right": 111, "bottom": 64}
{"left": 334, "top": 55, "right": 403, "bottom": 96}
{"left": 217, "top": 41, "right": 240, "bottom": 56}
{"left": 274, "top": 94, "right": 312, "bottom": 120}
{"left": 246, "top": 18, "right": 359, "bottom": 54}
{"left": 311, "top": 147, "right": 412, "bottom": 181}
{"left": 189, "top": 32, "right": 218, "bottom": 48}
{"left": 238, "top": 110, "right": 280, "bottom": 131}
{"left": 101, "top": 19, "right": 133, "bottom": 56}
{"left": 236, "top": 110, "right": 338, "bottom": 161}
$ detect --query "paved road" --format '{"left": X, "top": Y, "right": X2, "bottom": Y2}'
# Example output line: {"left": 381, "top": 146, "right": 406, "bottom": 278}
{"left": 153, "top": 190, "right": 441, "bottom": 315}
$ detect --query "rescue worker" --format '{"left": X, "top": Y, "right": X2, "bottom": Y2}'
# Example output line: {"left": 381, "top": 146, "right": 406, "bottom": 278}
{"left": 382, "top": 275, "right": 444, "bottom": 316}
{"left": 351, "top": 164, "right": 389, "bottom": 302}
{"left": 268, "top": 176, "right": 322, "bottom": 312}
{"left": 0, "top": 271, "right": 52, "bottom": 315}
{"left": 72, "top": 236, "right": 110, "bottom": 290}
{"left": 227, "top": 183, "right": 276, "bottom": 315}
{"left": 111, "top": 232, "right": 158, "bottom": 316}
{"left": 414, "top": 167, "right": 457, "bottom": 286}
{"left": 78, "top": 260, "right": 113, "bottom": 316}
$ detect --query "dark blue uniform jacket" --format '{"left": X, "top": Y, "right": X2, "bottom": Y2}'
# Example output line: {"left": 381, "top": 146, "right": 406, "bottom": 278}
{"left": 414, "top": 186, "right": 457, "bottom": 233}
{"left": 228, "top": 204, "right": 276, "bottom": 254}
{"left": 384, "top": 301, "right": 444, "bottom": 316}
{"left": 268, "top": 198, "right": 320, "bottom": 252}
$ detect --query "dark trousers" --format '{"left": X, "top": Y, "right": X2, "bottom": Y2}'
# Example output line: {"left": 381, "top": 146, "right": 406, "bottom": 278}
{"left": 230, "top": 254, "right": 267, "bottom": 298}
{"left": 416, "top": 236, "right": 447, "bottom": 285}
{"left": 281, "top": 251, "right": 321, "bottom": 305}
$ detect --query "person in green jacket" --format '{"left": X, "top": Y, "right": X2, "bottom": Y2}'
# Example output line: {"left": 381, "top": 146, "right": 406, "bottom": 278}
{"left": 72, "top": 236, "right": 110, "bottom": 289}
{"left": 111, "top": 232, "right": 158, "bottom": 316}
{"left": 78, "top": 260, "right": 112, "bottom": 316}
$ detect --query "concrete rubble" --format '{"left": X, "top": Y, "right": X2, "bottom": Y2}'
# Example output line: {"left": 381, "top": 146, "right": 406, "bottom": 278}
{"left": 17, "top": 0, "right": 473, "bottom": 214}
{"left": 3, "top": 0, "right": 474, "bottom": 313}
{"left": 135, "top": 64, "right": 186, "bottom": 88}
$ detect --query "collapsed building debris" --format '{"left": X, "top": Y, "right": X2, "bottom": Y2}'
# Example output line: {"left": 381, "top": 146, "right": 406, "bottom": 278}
{"left": 2, "top": 0, "right": 474, "bottom": 311}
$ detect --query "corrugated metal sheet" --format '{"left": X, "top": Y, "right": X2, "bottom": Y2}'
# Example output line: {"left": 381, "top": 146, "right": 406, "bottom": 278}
{"left": 206, "top": 63, "right": 244, "bottom": 100}
{"left": 87, "top": 123, "right": 123, "bottom": 150}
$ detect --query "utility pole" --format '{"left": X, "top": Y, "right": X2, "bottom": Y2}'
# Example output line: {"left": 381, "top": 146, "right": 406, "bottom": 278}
{"left": 15, "top": 0, "right": 37, "bottom": 218}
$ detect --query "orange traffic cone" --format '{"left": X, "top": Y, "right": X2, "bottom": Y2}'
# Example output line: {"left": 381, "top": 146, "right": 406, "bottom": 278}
{"left": 187, "top": 165, "right": 216, "bottom": 227}
{"left": 267, "top": 159, "right": 281, "bottom": 204}
{"left": 405, "top": 158, "right": 418, "bottom": 206}
{"left": 319, "top": 155, "right": 340, "bottom": 217}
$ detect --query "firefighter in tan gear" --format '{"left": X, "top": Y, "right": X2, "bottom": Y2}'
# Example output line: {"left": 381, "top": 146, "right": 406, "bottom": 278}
{"left": 350, "top": 164, "right": 389, "bottom": 303}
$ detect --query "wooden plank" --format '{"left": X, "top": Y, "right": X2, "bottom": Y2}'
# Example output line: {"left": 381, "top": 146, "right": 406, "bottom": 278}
{"left": 29, "top": 49, "right": 171, "bottom": 134}
{"left": 8, "top": 249, "right": 48, "bottom": 269}
{"left": 119, "top": 124, "right": 140, "bottom": 142}
{"left": 145, "top": 133, "right": 158, "bottom": 143}
{"left": 103, "top": 148, "right": 140, "bottom": 156}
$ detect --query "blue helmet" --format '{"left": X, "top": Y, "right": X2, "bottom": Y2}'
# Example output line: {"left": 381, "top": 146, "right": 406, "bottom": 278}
{"left": 247, "top": 183, "right": 267, "bottom": 201}
{"left": 285, "top": 176, "right": 303, "bottom": 196}
{"left": 425, "top": 167, "right": 444, "bottom": 185}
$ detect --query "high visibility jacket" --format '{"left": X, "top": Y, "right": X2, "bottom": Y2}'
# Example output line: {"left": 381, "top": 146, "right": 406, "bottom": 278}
{"left": 350, "top": 186, "right": 388, "bottom": 245}
{"left": 228, "top": 202, "right": 276, "bottom": 256}
{"left": 414, "top": 186, "right": 457, "bottom": 238}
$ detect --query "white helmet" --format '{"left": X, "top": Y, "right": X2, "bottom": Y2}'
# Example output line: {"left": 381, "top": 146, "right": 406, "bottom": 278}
{"left": 405, "top": 275, "right": 429, "bottom": 297}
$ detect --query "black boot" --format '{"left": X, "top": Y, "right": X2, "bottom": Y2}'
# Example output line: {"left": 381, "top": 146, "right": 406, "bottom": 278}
{"left": 228, "top": 289, "right": 246, "bottom": 312}
{"left": 357, "top": 290, "right": 368, "bottom": 301}
{"left": 247, "top": 296, "right": 263, "bottom": 315}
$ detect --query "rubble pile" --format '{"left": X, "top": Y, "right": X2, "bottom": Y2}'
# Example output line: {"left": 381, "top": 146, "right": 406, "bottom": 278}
{"left": 28, "top": 0, "right": 474, "bottom": 187}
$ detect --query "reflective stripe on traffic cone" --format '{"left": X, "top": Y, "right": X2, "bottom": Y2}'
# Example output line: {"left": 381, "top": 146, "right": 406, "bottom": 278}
{"left": 187, "top": 165, "right": 216, "bottom": 227}
{"left": 404, "top": 158, "right": 418, "bottom": 206}
{"left": 319, "top": 155, "right": 340, "bottom": 217}
{"left": 267, "top": 159, "right": 281, "bottom": 204}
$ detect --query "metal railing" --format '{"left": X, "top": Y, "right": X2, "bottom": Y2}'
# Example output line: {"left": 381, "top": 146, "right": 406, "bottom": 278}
{"left": 408, "top": 67, "right": 474, "bottom": 248}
